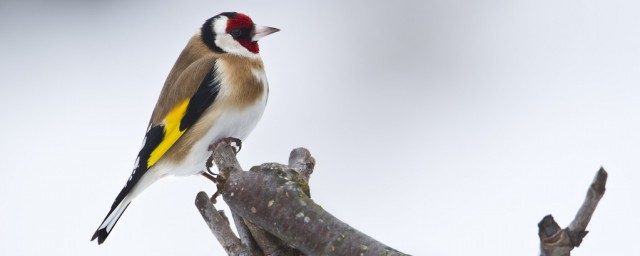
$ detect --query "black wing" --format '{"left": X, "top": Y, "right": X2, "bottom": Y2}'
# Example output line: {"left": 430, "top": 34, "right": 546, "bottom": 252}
{"left": 91, "top": 61, "right": 221, "bottom": 244}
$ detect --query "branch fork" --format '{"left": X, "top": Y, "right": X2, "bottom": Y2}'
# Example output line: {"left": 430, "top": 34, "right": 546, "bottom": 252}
{"left": 195, "top": 140, "right": 407, "bottom": 256}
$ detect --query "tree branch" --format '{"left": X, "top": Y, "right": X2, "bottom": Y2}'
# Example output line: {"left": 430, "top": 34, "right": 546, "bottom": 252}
{"left": 538, "top": 167, "right": 608, "bottom": 256}
{"left": 194, "top": 191, "right": 241, "bottom": 255}
{"left": 197, "top": 141, "right": 408, "bottom": 255}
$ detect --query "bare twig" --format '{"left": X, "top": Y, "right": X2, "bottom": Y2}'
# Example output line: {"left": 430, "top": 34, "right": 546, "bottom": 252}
{"left": 538, "top": 167, "right": 608, "bottom": 256}
{"left": 568, "top": 167, "right": 608, "bottom": 238}
{"left": 194, "top": 191, "right": 241, "bottom": 256}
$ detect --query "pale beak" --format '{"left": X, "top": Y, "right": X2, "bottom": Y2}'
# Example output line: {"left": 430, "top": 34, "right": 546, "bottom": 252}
{"left": 252, "top": 25, "right": 280, "bottom": 42}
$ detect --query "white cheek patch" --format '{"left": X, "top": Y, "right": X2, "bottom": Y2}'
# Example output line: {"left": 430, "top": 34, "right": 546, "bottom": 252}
{"left": 213, "top": 16, "right": 228, "bottom": 34}
{"left": 211, "top": 15, "right": 260, "bottom": 58}
{"left": 215, "top": 34, "right": 257, "bottom": 58}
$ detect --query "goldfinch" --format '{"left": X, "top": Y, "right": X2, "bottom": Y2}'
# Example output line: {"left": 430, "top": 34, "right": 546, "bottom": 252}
{"left": 91, "top": 12, "right": 279, "bottom": 244}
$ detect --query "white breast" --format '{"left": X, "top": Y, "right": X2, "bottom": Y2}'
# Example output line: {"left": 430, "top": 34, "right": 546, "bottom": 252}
{"left": 129, "top": 90, "right": 267, "bottom": 201}
{"left": 154, "top": 67, "right": 269, "bottom": 177}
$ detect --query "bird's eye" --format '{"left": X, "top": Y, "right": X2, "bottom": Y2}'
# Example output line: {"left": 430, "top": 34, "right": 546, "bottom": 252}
{"left": 230, "top": 29, "right": 242, "bottom": 37}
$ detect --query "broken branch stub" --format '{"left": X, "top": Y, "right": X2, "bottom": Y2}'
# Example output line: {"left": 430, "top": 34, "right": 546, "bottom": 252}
{"left": 538, "top": 167, "right": 608, "bottom": 256}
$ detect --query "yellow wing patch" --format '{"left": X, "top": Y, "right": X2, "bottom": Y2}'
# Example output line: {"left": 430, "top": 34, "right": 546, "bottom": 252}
{"left": 147, "top": 99, "right": 190, "bottom": 168}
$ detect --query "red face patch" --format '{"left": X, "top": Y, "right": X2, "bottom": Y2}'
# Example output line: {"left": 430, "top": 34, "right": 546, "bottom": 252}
{"left": 226, "top": 13, "right": 259, "bottom": 54}
{"left": 226, "top": 13, "right": 253, "bottom": 30}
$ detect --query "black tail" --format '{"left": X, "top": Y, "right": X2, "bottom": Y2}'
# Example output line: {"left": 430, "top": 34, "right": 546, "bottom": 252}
{"left": 91, "top": 201, "right": 131, "bottom": 244}
{"left": 91, "top": 190, "right": 132, "bottom": 244}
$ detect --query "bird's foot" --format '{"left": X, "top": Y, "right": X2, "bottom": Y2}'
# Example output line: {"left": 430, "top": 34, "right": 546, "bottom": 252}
{"left": 208, "top": 137, "right": 242, "bottom": 155}
{"left": 204, "top": 137, "right": 240, "bottom": 203}
{"left": 202, "top": 172, "right": 226, "bottom": 204}
{"left": 209, "top": 183, "right": 225, "bottom": 204}
{"left": 222, "top": 137, "right": 242, "bottom": 154}
{"left": 202, "top": 172, "right": 219, "bottom": 184}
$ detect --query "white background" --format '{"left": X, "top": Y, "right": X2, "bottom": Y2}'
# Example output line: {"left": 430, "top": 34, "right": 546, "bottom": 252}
{"left": 1, "top": 0, "right": 639, "bottom": 255}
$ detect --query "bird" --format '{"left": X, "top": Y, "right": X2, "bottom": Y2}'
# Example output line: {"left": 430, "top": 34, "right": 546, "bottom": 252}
{"left": 91, "top": 12, "right": 279, "bottom": 244}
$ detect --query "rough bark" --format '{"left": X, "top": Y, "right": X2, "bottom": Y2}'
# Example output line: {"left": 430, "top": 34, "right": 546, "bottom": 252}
{"left": 196, "top": 140, "right": 608, "bottom": 255}
{"left": 195, "top": 141, "right": 408, "bottom": 256}
{"left": 538, "top": 167, "right": 608, "bottom": 256}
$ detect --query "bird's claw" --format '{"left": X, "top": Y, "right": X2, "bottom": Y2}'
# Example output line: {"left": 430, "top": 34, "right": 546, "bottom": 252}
{"left": 204, "top": 137, "right": 240, "bottom": 203}
{"left": 202, "top": 172, "right": 219, "bottom": 184}
{"left": 222, "top": 137, "right": 242, "bottom": 154}
{"left": 209, "top": 137, "right": 242, "bottom": 154}
{"left": 209, "top": 183, "right": 224, "bottom": 204}
{"left": 202, "top": 172, "right": 226, "bottom": 204}
{"left": 205, "top": 155, "right": 215, "bottom": 175}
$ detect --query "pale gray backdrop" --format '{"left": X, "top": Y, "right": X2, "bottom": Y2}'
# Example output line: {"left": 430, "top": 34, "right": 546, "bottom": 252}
{"left": 1, "top": 0, "right": 639, "bottom": 255}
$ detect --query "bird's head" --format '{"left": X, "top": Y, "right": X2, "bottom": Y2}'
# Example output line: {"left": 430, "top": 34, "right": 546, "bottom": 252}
{"left": 201, "top": 12, "right": 279, "bottom": 57}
